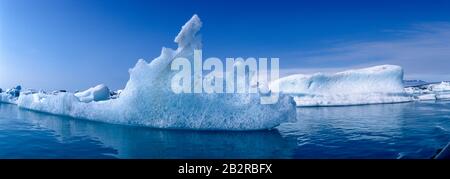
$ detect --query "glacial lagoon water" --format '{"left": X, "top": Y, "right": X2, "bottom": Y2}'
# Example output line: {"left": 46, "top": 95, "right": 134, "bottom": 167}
{"left": 0, "top": 101, "right": 449, "bottom": 159}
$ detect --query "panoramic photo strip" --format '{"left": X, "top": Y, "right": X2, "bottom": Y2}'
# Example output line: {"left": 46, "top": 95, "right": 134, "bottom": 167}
{"left": 1, "top": 0, "right": 450, "bottom": 177}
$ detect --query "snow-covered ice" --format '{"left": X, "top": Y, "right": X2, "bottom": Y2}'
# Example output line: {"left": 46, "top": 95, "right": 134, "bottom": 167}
{"left": 74, "top": 84, "right": 110, "bottom": 103}
{"left": 15, "top": 15, "right": 296, "bottom": 130}
{"left": 270, "top": 65, "right": 412, "bottom": 106}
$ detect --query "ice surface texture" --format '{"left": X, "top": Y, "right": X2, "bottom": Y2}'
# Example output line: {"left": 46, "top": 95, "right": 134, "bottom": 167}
{"left": 270, "top": 65, "right": 412, "bottom": 106}
{"left": 16, "top": 15, "right": 296, "bottom": 130}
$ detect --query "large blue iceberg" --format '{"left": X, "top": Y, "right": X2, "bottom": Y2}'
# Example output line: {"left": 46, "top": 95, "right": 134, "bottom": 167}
{"left": 14, "top": 15, "right": 296, "bottom": 130}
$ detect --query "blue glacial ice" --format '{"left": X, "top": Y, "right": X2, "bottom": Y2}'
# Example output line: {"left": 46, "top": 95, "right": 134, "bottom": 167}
{"left": 14, "top": 15, "right": 297, "bottom": 130}
{"left": 270, "top": 65, "right": 413, "bottom": 106}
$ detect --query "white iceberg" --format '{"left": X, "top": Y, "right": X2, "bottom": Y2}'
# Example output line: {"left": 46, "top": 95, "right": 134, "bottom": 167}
{"left": 16, "top": 15, "right": 296, "bottom": 130}
{"left": 74, "top": 84, "right": 110, "bottom": 103}
{"left": 405, "top": 81, "right": 450, "bottom": 101}
{"left": 270, "top": 65, "right": 412, "bottom": 106}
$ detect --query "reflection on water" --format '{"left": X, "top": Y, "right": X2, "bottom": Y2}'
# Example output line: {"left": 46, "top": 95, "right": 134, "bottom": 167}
{"left": 1, "top": 101, "right": 450, "bottom": 159}
{"left": 0, "top": 103, "right": 296, "bottom": 158}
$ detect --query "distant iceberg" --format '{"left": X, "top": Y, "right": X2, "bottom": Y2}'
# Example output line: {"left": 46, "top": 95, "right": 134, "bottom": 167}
{"left": 0, "top": 85, "right": 22, "bottom": 104}
{"left": 270, "top": 65, "right": 412, "bottom": 106}
{"left": 0, "top": 93, "right": 17, "bottom": 104}
{"left": 405, "top": 81, "right": 450, "bottom": 101}
{"left": 15, "top": 15, "right": 296, "bottom": 130}
{"left": 430, "top": 81, "right": 450, "bottom": 92}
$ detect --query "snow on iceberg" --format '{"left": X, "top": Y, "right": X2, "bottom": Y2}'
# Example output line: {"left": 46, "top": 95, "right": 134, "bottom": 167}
{"left": 74, "top": 84, "right": 110, "bottom": 103}
{"left": 270, "top": 65, "right": 412, "bottom": 106}
{"left": 17, "top": 15, "right": 296, "bottom": 130}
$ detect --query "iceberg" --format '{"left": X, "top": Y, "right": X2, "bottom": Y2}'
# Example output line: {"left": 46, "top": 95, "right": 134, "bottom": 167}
{"left": 405, "top": 81, "right": 450, "bottom": 101}
{"left": 16, "top": 15, "right": 296, "bottom": 130}
{"left": 270, "top": 65, "right": 412, "bottom": 106}
{"left": 0, "top": 93, "right": 18, "bottom": 104}
{"left": 0, "top": 85, "right": 22, "bottom": 104}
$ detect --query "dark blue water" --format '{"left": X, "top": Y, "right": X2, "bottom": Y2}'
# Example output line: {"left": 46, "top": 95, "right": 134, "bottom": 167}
{"left": 0, "top": 101, "right": 449, "bottom": 159}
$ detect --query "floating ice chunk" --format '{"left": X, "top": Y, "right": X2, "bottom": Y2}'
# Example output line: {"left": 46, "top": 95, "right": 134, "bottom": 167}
{"left": 271, "top": 65, "right": 412, "bottom": 106}
{"left": 16, "top": 15, "right": 296, "bottom": 130}
{"left": 74, "top": 84, "right": 110, "bottom": 103}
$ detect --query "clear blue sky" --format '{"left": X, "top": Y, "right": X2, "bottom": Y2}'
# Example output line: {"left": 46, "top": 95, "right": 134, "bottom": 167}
{"left": 1, "top": 0, "right": 450, "bottom": 90}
